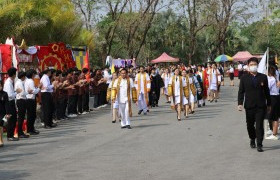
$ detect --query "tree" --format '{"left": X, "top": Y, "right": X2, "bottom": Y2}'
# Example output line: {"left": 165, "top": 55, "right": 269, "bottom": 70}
{"left": 177, "top": 0, "right": 210, "bottom": 65}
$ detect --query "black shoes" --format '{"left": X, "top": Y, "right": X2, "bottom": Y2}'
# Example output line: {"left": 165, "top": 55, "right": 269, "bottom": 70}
{"left": 29, "top": 130, "right": 40, "bottom": 135}
{"left": 7, "top": 137, "right": 19, "bottom": 141}
{"left": 112, "top": 120, "right": 116, "bottom": 123}
{"left": 121, "top": 125, "right": 132, "bottom": 129}
{"left": 250, "top": 139, "right": 256, "bottom": 149}
{"left": 198, "top": 104, "right": 202, "bottom": 108}
{"left": 19, "top": 134, "right": 30, "bottom": 138}
{"left": 203, "top": 103, "right": 205, "bottom": 106}
{"left": 138, "top": 110, "right": 143, "bottom": 115}
{"left": 257, "top": 147, "right": 264, "bottom": 152}
{"left": 44, "top": 125, "right": 52, "bottom": 129}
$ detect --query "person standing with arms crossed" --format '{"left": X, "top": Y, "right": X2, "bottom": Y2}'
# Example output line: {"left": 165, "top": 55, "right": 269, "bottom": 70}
{"left": 238, "top": 57, "right": 271, "bottom": 152}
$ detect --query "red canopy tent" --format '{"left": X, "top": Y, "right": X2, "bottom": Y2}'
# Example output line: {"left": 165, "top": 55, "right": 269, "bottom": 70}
{"left": 151, "top": 52, "right": 179, "bottom": 64}
{"left": 233, "top": 51, "right": 255, "bottom": 62}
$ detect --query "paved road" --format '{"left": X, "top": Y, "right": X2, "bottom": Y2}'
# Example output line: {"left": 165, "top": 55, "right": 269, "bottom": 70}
{"left": 1, "top": 79, "right": 280, "bottom": 180}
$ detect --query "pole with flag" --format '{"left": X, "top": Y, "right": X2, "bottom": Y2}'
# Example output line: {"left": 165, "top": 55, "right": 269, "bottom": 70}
{"left": 257, "top": 48, "right": 269, "bottom": 75}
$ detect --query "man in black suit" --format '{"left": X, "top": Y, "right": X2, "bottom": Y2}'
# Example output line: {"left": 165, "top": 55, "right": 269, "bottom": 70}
{"left": 238, "top": 57, "right": 271, "bottom": 152}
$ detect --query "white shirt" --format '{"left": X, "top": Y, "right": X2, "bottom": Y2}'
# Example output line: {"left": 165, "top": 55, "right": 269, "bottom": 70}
{"left": 238, "top": 64, "right": 243, "bottom": 71}
{"left": 229, "top": 67, "right": 234, "bottom": 73}
{"left": 135, "top": 73, "right": 151, "bottom": 94}
{"left": 103, "top": 70, "right": 112, "bottom": 84}
{"left": 243, "top": 65, "right": 248, "bottom": 71}
{"left": 25, "top": 78, "right": 40, "bottom": 99}
{"left": 40, "top": 74, "right": 53, "bottom": 93}
{"left": 268, "top": 76, "right": 279, "bottom": 95}
{"left": 15, "top": 79, "right": 27, "bottom": 100}
{"left": 114, "top": 78, "right": 134, "bottom": 104}
{"left": 3, "top": 77, "right": 16, "bottom": 101}
{"left": 161, "top": 73, "right": 170, "bottom": 88}
{"left": 169, "top": 76, "right": 186, "bottom": 97}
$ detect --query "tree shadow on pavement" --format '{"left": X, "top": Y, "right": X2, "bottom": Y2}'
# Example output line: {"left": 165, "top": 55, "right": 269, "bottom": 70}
{"left": 0, "top": 170, "right": 31, "bottom": 180}
{"left": 132, "top": 123, "right": 169, "bottom": 129}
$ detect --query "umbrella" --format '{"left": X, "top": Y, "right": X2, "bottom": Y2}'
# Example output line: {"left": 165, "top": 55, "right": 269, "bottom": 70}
{"left": 214, "top": 54, "right": 233, "bottom": 62}
{"left": 233, "top": 51, "right": 254, "bottom": 62}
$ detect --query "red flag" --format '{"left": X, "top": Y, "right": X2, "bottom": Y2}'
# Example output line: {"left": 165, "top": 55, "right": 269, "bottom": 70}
{"left": 0, "top": 44, "right": 12, "bottom": 72}
{"left": 37, "top": 46, "right": 63, "bottom": 71}
{"left": 83, "top": 49, "right": 90, "bottom": 69}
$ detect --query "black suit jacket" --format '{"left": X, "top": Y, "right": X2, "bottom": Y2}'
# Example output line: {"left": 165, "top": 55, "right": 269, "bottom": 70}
{"left": 238, "top": 73, "right": 271, "bottom": 109}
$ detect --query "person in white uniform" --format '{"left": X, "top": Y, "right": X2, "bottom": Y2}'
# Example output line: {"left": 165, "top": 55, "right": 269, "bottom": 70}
{"left": 266, "top": 66, "right": 280, "bottom": 140}
{"left": 25, "top": 69, "right": 41, "bottom": 135}
{"left": 168, "top": 69, "right": 187, "bottom": 121}
{"left": 135, "top": 66, "right": 151, "bottom": 115}
{"left": 161, "top": 68, "right": 171, "bottom": 103}
{"left": 112, "top": 69, "right": 137, "bottom": 129}
{"left": 207, "top": 63, "right": 221, "bottom": 103}
{"left": 107, "top": 72, "right": 120, "bottom": 123}
{"left": 15, "top": 71, "right": 29, "bottom": 138}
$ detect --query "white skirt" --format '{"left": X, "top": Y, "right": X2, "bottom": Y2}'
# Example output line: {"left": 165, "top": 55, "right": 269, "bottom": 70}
{"left": 113, "top": 100, "right": 119, "bottom": 109}
{"left": 210, "top": 83, "right": 217, "bottom": 91}
{"left": 182, "top": 96, "right": 189, "bottom": 105}
{"left": 189, "top": 93, "right": 195, "bottom": 103}
{"left": 174, "top": 96, "right": 181, "bottom": 105}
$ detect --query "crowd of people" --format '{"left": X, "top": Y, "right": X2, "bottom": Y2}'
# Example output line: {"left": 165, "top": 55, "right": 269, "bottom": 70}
{"left": 0, "top": 58, "right": 279, "bottom": 153}
{"left": 0, "top": 62, "right": 225, "bottom": 147}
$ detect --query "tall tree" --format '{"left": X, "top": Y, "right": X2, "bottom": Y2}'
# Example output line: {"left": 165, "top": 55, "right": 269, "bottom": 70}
{"left": 177, "top": 0, "right": 210, "bottom": 65}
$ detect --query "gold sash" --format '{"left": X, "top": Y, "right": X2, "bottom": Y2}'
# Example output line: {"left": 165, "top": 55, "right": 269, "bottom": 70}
{"left": 115, "top": 77, "right": 133, "bottom": 117}
{"left": 171, "top": 75, "right": 183, "bottom": 109}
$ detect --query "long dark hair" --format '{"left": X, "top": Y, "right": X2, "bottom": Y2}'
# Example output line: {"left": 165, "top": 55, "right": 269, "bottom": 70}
{"left": 268, "top": 66, "right": 276, "bottom": 77}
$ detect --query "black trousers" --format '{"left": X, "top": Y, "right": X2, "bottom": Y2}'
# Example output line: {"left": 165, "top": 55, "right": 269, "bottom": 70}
{"left": 99, "top": 90, "right": 107, "bottom": 106}
{"left": 16, "top": 99, "right": 26, "bottom": 135}
{"left": 7, "top": 100, "right": 17, "bottom": 138}
{"left": 41, "top": 92, "right": 53, "bottom": 126}
{"left": 26, "top": 99, "right": 37, "bottom": 132}
{"left": 68, "top": 95, "right": 77, "bottom": 114}
{"left": 78, "top": 95, "right": 83, "bottom": 113}
{"left": 56, "top": 97, "right": 65, "bottom": 119}
{"left": 83, "top": 92, "right": 89, "bottom": 112}
{"left": 268, "top": 95, "right": 280, "bottom": 130}
{"left": 63, "top": 98, "right": 68, "bottom": 117}
{"left": 245, "top": 107, "right": 266, "bottom": 147}
{"left": 238, "top": 71, "right": 243, "bottom": 79}
{"left": 74, "top": 95, "right": 78, "bottom": 114}
{"left": 93, "top": 94, "right": 99, "bottom": 108}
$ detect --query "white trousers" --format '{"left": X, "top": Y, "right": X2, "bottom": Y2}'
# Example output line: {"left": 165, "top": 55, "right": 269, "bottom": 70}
{"left": 138, "top": 93, "right": 148, "bottom": 112}
{"left": 119, "top": 101, "right": 130, "bottom": 127}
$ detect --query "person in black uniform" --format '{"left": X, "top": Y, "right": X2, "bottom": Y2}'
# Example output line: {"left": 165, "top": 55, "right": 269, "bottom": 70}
{"left": 238, "top": 57, "right": 271, "bottom": 152}
{"left": 149, "top": 68, "right": 163, "bottom": 107}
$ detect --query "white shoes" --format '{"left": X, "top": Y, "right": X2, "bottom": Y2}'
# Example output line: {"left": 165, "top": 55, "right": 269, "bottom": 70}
{"left": 82, "top": 112, "right": 87, "bottom": 115}
{"left": 266, "top": 135, "right": 279, "bottom": 140}
{"left": 267, "top": 130, "right": 273, "bottom": 136}
{"left": 68, "top": 114, "right": 78, "bottom": 118}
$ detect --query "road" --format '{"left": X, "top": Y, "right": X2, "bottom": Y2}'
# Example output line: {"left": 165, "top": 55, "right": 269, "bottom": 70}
{"left": 1, "top": 79, "right": 280, "bottom": 180}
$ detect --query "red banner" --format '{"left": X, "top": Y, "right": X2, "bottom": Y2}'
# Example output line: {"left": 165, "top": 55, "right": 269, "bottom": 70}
{"left": 37, "top": 46, "right": 63, "bottom": 71}
{"left": 0, "top": 44, "right": 12, "bottom": 73}
{"left": 37, "top": 42, "right": 76, "bottom": 71}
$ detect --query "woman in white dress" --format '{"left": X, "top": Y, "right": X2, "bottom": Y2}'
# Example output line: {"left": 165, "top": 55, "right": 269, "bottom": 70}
{"left": 107, "top": 72, "right": 120, "bottom": 123}
{"left": 168, "top": 69, "right": 186, "bottom": 121}
{"left": 161, "top": 68, "right": 171, "bottom": 103}
{"left": 207, "top": 63, "right": 221, "bottom": 103}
